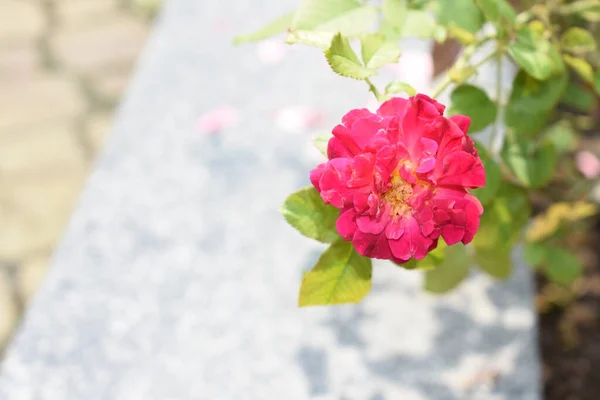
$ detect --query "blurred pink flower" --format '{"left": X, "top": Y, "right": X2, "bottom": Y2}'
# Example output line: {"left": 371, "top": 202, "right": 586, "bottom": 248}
{"left": 256, "top": 39, "right": 287, "bottom": 65}
{"left": 197, "top": 106, "right": 239, "bottom": 134}
{"left": 385, "top": 50, "right": 433, "bottom": 92}
{"left": 274, "top": 106, "right": 325, "bottom": 133}
{"left": 575, "top": 150, "right": 600, "bottom": 179}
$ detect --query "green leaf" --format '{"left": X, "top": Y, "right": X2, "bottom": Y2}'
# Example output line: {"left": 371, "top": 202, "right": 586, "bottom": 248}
{"left": 560, "top": 27, "right": 597, "bottom": 55}
{"left": 325, "top": 33, "right": 377, "bottom": 80}
{"left": 508, "top": 27, "right": 564, "bottom": 80}
{"left": 524, "top": 242, "right": 548, "bottom": 266}
{"left": 596, "top": 71, "right": 600, "bottom": 95}
{"left": 545, "top": 248, "right": 582, "bottom": 286}
{"left": 475, "top": 247, "right": 512, "bottom": 279}
{"left": 505, "top": 70, "right": 568, "bottom": 135}
{"left": 562, "top": 0, "right": 600, "bottom": 22}
{"left": 473, "top": 183, "right": 531, "bottom": 249}
{"left": 471, "top": 142, "right": 501, "bottom": 205}
{"left": 475, "top": 0, "right": 516, "bottom": 35}
{"left": 280, "top": 186, "right": 340, "bottom": 243}
{"left": 561, "top": 79, "right": 596, "bottom": 113}
{"left": 313, "top": 133, "right": 332, "bottom": 156}
{"left": 382, "top": 0, "right": 408, "bottom": 27}
{"left": 360, "top": 34, "right": 402, "bottom": 69}
{"left": 448, "top": 84, "right": 497, "bottom": 133}
{"left": 299, "top": 239, "right": 372, "bottom": 306}
{"left": 424, "top": 244, "right": 470, "bottom": 293}
{"left": 502, "top": 136, "right": 557, "bottom": 188}
{"left": 401, "top": 10, "right": 437, "bottom": 38}
{"left": 285, "top": 30, "right": 334, "bottom": 49}
{"left": 292, "top": 0, "right": 378, "bottom": 36}
{"left": 563, "top": 54, "right": 595, "bottom": 84}
{"left": 379, "top": 19, "right": 404, "bottom": 41}
{"left": 385, "top": 81, "right": 417, "bottom": 97}
{"left": 545, "top": 120, "right": 579, "bottom": 154}
{"left": 234, "top": 12, "right": 294, "bottom": 44}
{"left": 438, "top": 0, "right": 484, "bottom": 33}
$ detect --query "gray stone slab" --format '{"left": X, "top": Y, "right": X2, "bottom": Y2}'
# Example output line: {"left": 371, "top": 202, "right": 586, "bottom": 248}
{"left": 0, "top": 1, "right": 540, "bottom": 399}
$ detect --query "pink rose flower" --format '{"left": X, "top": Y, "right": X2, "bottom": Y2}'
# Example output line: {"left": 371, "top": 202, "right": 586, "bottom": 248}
{"left": 575, "top": 150, "right": 600, "bottom": 179}
{"left": 310, "top": 94, "right": 485, "bottom": 263}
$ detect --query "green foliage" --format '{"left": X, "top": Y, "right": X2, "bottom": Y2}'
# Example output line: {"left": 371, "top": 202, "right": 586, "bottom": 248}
{"left": 313, "top": 133, "right": 332, "bottom": 156}
{"left": 473, "top": 184, "right": 531, "bottom": 278}
{"left": 280, "top": 186, "right": 340, "bottom": 243}
{"left": 299, "top": 239, "right": 372, "bottom": 306}
{"left": 448, "top": 84, "right": 497, "bottom": 133}
{"left": 438, "top": 0, "right": 484, "bottom": 34}
{"left": 382, "top": 0, "right": 408, "bottom": 26}
{"left": 360, "top": 34, "right": 402, "bottom": 69}
{"left": 545, "top": 121, "right": 578, "bottom": 154}
{"left": 471, "top": 142, "right": 501, "bottom": 205}
{"left": 385, "top": 81, "right": 417, "bottom": 97}
{"left": 401, "top": 10, "right": 437, "bottom": 38}
{"left": 526, "top": 243, "right": 583, "bottom": 286}
{"left": 292, "top": 0, "right": 378, "bottom": 36}
{"left": 325, "top": 33, "right": 377, "bottom": 80}
{"left": 502, "top": 136, "right": 557, "bottom": 188}
{"left": 505, "top": 70, "right": 568, "bottom": 135}
{"left": 475, "top": 0, "right": 515, "bottom": 36}
{"left": 562, "top": 54, "right": 595, "bottom": 84}
{"left": 424, "top": 244, "right": 470, "bottom": 293}
{"left": 561, "top": 79, "right": 596, "bottom": 113}
{"left": 508, "top": 27, "right": 564, "bottom": 81}
{"left": 234, "top": 12, "right": 294, "bottom": 44}
{"left": 286, "top": 30, "right": 335, "bottom": 49}
{"left": 560, "top": 27, "right": 597, "bottom": 55}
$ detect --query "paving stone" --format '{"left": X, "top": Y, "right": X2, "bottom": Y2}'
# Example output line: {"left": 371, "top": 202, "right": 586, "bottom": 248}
{"left": 52, "top": 15, "right": 148, "bottom": 76}
{"left": 0, "top": 170, "right": 87, "bottom": 261}
{"left": 86, "top": 112, "right": 114, "bottom": 153}
{"left": 0, "top": 119, "right": 84, "bottom": 176}
{"left": 18, "top": 253, "right": 51, "bottom": 304}
{"left": 0, "top": 42, "right": 38, "bottom": 84}
{"left": 0, "top": 1, "right": 43, "bottom": 44}
{"left": 0, "top": 271, "right": 19, "bottom": 350}
{"left": 0, "top": 76, "right": 83, "bottom": 130}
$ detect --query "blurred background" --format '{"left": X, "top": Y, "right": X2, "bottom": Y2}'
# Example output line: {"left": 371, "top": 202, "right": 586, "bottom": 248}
{"left": 0, "top": 0, "right": 163, "bottom": 353}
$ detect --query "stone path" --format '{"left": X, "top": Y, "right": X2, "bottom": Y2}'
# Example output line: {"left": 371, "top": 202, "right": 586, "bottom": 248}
{"left": 0, "top": 0, "right": 159, "bottom": 350}
{"left": 0, "top": 0, "right": 541, "bottom": 398}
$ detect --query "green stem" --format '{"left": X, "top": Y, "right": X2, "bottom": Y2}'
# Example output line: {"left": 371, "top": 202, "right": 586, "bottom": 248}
{"left": 489, "top": 52, "right": 503, "bottom": 156}
{"left": 366, "top": 78, "right": 385, "bottom": 101}
{"left": 431, "top": 49, "right": 500, "bottom": 99}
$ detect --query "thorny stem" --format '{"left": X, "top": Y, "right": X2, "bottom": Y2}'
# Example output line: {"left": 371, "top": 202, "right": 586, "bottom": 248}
{"left": 431, "top": 49, "right": 500, "bottom": 99}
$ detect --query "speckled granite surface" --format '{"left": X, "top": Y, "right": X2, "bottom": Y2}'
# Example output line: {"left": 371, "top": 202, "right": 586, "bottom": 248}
{"left": 0, "top": 1, "right": 540, "bottom": 399}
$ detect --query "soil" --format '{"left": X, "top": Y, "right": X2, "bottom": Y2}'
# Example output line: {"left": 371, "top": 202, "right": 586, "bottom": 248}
{"left": 539, "top": 218, "right": 600, "bottom": 400}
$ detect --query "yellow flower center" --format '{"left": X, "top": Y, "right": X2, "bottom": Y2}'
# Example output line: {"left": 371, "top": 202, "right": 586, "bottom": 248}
{"left": 382, "top": 175, "right": 413, "bottom": 216}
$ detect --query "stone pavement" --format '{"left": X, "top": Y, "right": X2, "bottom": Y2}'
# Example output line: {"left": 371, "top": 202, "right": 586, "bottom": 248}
{"left": 0, "top": 0, "right": 159, "bottom": 351}
{"left": 0, "top": 0, "right": 540, "bottom": 398}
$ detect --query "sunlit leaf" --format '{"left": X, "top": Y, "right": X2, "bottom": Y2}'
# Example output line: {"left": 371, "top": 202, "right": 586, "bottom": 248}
{"left": 545, "top": 120, "right": 579, "bottom": 154}
{"left": 325, "top": 33, "right": 377, "bottom": 80}
{"left": 448, "top": 84, "right": 497, "bottom": 133}
{"left": 560, "top": 27, "right": 597, "bottom": 55}
{"left": 505, "top": 70, "right": 568, "bottom": 135}
{"left": 401, "top": 10, "right": 437, "bottom": 38}
{"left": 471, "top": 142, "right": 501, "bottom": 205}
{"left": 280, "top": 186, "right": 340, "bottom": 243}
{"left": 526, "top": 202, "right": 597, "bottom": 242}
{"left": 385, "top": 81, "right": 417, "bottom": 97}
{"left": 438, "top": 0, "right": 484, "bottom": 33}
{"left": 382, "top": 0, "right": 408, "bottom": 27}
{"left": 508, "top": 27, "right": 564, "bottom": 80}
{"left": 545, "top": 248, "right": 583, "bottom": 286}
{"left": 502, "top": 136, "right": 557, "bottom": 188}
{"left": 286, "top": 30, "right": 334, "bottom": 49}
{"left": 299, "top": 239, "right": 372, "bottom": 306}
{"left": 293, "top": 0, "right": 378, "bottom": 36}
{"left": 475, "top": 0, "right": 516, "bottom": 36}
{"left": 563, "top": 54, "right": 595, "bottom": 84}
{"left": 424, "top": 244, "right": 470, "bottom": 293}
{"left": 360, "top": 33, "right": 402, "bottom": 69}
{"left": 234, "top": 12, "right": 294, "bottom": 44}
{"left": 313, "top": 133, "right": 332, "bottom": 156}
